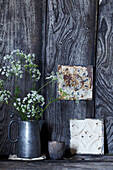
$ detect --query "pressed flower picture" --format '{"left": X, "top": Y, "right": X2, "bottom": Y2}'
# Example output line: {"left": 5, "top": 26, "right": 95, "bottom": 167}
{"left": 57, "top": 65, "right": 93, "bottom": 100}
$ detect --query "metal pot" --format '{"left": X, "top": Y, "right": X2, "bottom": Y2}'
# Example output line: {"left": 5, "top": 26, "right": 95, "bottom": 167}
{"left": 8, "top": 120, "right": 41, "bottom": 158}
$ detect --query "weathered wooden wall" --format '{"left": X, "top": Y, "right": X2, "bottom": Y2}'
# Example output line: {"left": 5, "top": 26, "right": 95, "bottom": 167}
{"left": 45, "top": 0, "right": 98, "bottom": 152}
{"left": 95, "top": 0, "right": 113, "bottom": 153}
{"left": 0, "top": 0, "right": 113, "bottom": 155}
{"left": 0, "top": 0, "right": 42, "bottom": 155}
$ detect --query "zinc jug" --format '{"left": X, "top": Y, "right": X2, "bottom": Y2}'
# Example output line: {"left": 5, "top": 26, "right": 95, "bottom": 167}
{"left": 8, "top": 120, "right": 41, "bottom": 158}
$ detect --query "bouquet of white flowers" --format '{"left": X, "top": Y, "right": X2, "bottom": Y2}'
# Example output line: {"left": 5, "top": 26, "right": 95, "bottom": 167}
{"left": 0, "top": 50, "right": 60, "bottom": 121}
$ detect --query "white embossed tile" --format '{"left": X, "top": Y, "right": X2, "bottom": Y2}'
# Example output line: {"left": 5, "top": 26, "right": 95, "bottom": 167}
{"left": 70, "top": 119, "right": 104, "bottom": 154}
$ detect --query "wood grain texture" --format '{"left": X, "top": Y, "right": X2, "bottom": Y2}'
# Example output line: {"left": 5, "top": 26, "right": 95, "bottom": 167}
{"left": 2, "top": 156, "right": 113, "bottom": 169}
{"left": 0, "top": 0, "right": 42, "bottom": 155}
{"left": 45, "top": 0, "right": 97, "bottom": 151}
{"left": 95, "top": 0, "right": 113, "bottom": 153}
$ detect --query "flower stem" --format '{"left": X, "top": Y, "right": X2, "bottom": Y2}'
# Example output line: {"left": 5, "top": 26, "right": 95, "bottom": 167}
{"left": 37, "top": 79, "right": 53, "bottom": 93}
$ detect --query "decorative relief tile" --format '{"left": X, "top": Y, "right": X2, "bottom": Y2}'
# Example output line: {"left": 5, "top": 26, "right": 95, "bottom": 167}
{"left": 57, "top": 65, "right": 93, "bottom": 100}
{"left": 70, "top": 119, "right": 104, "bottom": 155}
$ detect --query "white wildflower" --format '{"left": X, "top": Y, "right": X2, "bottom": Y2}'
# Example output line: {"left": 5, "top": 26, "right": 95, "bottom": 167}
{"left": 23, "top": 97, "right": 27, "bottom": 103}
{"left": 22, "top": 108, "right": 25, "bottom": 113}
{"left": 16, "top": 107, "right": 20, "bottom": 111}
{"left": 27, "top": 93, "right": 31, "bottom": 98}
{"left": 46, "top": 72, "right": 57, "bottom": 80}
{"left": 14, "top": 103, "right": 17, "bottom": 107}
{"left": 32, "top": 74, "right": 36, "bottom": 78}
{"left": 28, "top": 99, "right": 33, "bottom": 104}
{"left": 27, "top": 115, "right": 31, "bottom": 118}
{"left": 1, "top": 72, "right": 5, "bottom": 75}
{"left": 20, "top": 74, "right": 23, "bottom": 78}
{"left": 17, "top": 98, "right": 21, "bottom": 102}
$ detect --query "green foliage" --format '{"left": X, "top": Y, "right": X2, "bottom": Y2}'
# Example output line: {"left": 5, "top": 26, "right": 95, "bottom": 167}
{"left": 0, "top": 50, "right": 59, "bottom": 121}
{"left": 0, "top": 50, "right": 79, "bottom": 121}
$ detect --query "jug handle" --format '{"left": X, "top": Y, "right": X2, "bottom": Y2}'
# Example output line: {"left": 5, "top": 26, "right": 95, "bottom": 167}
{"left": 8, "top": 120, "right": 18, "bottom": 143}
{"left": 38, "top": 120, "right": 45, "bottom": 131}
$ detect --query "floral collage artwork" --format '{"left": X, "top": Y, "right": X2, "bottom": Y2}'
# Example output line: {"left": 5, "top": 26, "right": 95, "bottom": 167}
{"left": 57, "top": 65, "right": 93, "bottom": 100}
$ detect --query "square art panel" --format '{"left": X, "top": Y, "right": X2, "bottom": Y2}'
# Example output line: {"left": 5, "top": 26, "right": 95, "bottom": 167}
{"left": 57, "top": 65, "right": 93, "bottom": 100}
{"left": 70, "top": 119, "right": 104, "bottom": 155}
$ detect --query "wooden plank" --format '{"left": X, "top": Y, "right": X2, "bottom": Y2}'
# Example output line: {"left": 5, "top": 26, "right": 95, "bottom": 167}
{"left": 95, "top": 0, "right": 113, "bottom": 153}
{"left": 1, "top": 157, "right": 113, "bottom": 170}
{"left": 45, "top": 0, "right": 98, "bottom": 151}
{"left": 0, "top": 0, "right": 42, "bottom": 155}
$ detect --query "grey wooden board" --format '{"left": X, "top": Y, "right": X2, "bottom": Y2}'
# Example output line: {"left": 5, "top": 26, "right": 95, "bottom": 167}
{"left": 0, "top": 0, "right": 42, "bottom": 155}
{"left": 1, "top": 156, "right": 113, "bottom": 170}
{"left": 95, "top": 0, "right": 113, "bottom": 153}
{"left": 45, "top": 0, "right": 98, "bottom": 150}
{"left": 1, "top": 0, "right": 113, "bottom": 156}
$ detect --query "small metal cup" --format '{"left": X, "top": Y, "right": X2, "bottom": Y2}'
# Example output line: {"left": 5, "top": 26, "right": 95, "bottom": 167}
{"left": 48, "top": 141, "right": 65, "bottom": 160}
